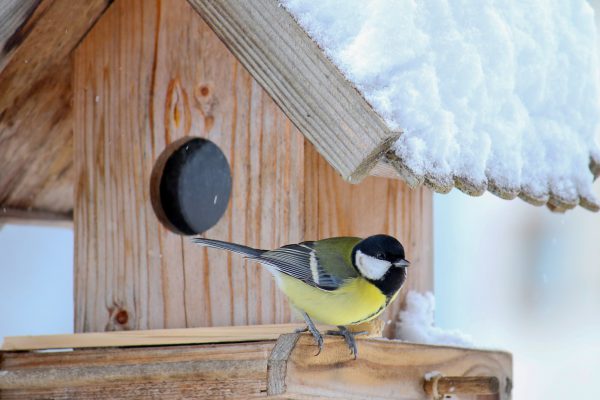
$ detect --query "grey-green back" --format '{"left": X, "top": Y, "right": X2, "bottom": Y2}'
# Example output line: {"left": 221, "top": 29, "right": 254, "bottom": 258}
{"left": 256, "top": 236, "right": 361, "bottom": 291}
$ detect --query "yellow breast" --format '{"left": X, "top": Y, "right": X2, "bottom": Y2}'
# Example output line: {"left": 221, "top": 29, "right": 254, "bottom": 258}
{"left": 278, "top": 275, "right": 388, "bottom": 326}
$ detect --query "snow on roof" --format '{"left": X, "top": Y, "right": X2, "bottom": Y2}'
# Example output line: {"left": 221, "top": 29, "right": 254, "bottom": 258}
{"left": 281, "top": 0, "right": 600, "bottom": 211}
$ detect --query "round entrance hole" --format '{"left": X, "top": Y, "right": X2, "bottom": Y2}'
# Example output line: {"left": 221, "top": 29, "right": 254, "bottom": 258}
{"left": 150, "top": 137, "right": 232, "bottom": 235}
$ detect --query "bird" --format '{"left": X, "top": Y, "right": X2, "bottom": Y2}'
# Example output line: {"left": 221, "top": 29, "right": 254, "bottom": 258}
{"left": 191, "top": 234, "right": 410, "bottom": 358}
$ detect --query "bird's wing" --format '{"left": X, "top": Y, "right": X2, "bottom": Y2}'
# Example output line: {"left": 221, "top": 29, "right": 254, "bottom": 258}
{"left": 256, "top": 237, "right": 361, "bottom": 291}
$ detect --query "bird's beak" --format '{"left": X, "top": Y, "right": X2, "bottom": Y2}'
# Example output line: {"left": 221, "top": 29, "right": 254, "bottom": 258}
{"left": 395, "top": 259, "right": 410, "bottom": 267}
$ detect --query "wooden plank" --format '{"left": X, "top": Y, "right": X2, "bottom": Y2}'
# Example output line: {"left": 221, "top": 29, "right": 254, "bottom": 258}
{"left": 0, "top": 334, "right": 512, "bottom": 400}
{"left": 186, "top": 0, "right": 398, "bottom": 183}
{"left": 73, "top": 0, "right": 304, "bottom": 332}
{"left": 0, "top": 0, "right": 112, "bottom": 217}
{"left": 0, "top": 207, "right": 72, "bottom": 227}
{"left": 0, "top": 0, "right": 40, "bottom": 71}
{"left": 304, "top": 143, "right": 434, "bottom": 338}
{"left": 1, "top": 324, "right": 307, "bottom": 351}
{"left": 284, "top": 335, "right": 512, "bottom": 400}
{"left": 0, "top": 56, "right": 74, "bottom": 216}
{"left": 0, "top": 342, "right": 273, "bottom": 399}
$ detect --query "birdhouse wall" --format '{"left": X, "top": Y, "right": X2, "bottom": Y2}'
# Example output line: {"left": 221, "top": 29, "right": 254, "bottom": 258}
{"left": 73, "top": 0, "right": 432, "bottom": 335}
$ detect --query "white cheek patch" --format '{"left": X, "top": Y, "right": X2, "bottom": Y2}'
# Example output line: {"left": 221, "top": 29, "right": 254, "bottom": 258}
{"left": 355, "top": 250, "right": 391, "bottom": 280}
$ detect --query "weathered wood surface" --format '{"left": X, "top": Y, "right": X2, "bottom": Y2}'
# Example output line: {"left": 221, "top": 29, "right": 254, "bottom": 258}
{"left": 0, "top": 0, "right": 39, "bottom": 71}
{"left": 283, "top": 335, "right": 512, "bottom": 400}
{"left": 304, "top": 144, "right": 433, "bottom": 337}
{"left": 0, "top": 334, "right": 512, "bottom": 400}
{"left": 2, "top": 324, "right": 307, "bottom": 351}
{"left": 186, "top": 0, "right": 398, "bottom": 183}
{"left": 1, "top": 323, "right": 384, "bottom": 352}
{"left": 74, "top": 0, "right": 303, "bottom": 333}
{"left": 0, "top": 0, "right": 111, "bottom": 219}
{"left": 0, "top": 206, "right": 72, "bottom": 227}
{"left": 423, "top": 376, "right": 500, "bottom": 397}
{"left": 0, "top": 342, "right": 273, "bottom": 399}
{"left": 74, "top": 0, "right": 433, "bottom": 334}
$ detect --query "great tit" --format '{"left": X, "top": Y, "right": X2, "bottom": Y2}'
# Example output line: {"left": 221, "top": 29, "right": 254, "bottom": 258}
{"left": 192, "top": 234, "right": 409, "bottom": 357}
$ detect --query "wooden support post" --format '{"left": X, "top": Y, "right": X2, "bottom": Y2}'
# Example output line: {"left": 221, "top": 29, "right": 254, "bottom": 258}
{"left": 73, "top": 0, "right": 432, "bottom": 334}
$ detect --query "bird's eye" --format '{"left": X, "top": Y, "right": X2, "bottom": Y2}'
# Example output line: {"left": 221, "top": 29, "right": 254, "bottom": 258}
{"left": 375, "top": 252, "right": 385, "bottom": 260}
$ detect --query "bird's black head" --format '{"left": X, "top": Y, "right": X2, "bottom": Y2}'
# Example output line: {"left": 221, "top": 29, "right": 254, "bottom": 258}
{"left": 352, "top": 234, "right": 410, "bottom": 298}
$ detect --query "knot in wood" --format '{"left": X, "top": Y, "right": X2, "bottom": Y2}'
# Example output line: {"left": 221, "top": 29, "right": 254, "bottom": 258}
{"left": 115, "top": 309, "right": 129, "bottom": 325}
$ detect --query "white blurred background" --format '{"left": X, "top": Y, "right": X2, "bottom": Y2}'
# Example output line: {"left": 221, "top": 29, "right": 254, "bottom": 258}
{"left": 435, "top": 181, "right": 600, "bottom": 399}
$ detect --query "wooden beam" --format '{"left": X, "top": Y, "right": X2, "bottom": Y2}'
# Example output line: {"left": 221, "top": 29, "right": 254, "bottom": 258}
{"left": 0, "top": 56, "right": 74, "bottom": 216}
{"left": 0, "top": 342, "right": 273, "bottom": 399}
{"left": 2, "top": 323, "right": 385, "bottom": 352}
{"left": 1, "top": 324, "right": 307, "bottom": 351}
{"left": 0, "top": 333, "right": 513, "bottom": 400}
{"left": 0, "top": 207, "right": 72, "bottom": 227}
{"left": 0, "top": 0, "right": 40, "bottom": 71}
{"left": 186, "top": 0, "right": 398, "bottom": 183}
{"left": 423, "top": 376, "right": 500, "bottom": 397}
{"left": 283, "top": 335, "right": 512, "bottom": 400}
{"left": 0, "top": 0, "right": 112, "bottom": 218}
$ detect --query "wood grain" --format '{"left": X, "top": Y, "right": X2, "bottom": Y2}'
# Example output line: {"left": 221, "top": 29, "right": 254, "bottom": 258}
{"left": 423, "top": 376, "right": 500, "bottom": 396}
{"left": 0, "top": 0, "right": 111, "bottom": 218}
{"left": 186, "top": 0, "right": 398, "bottom": 183}
{"left": 0, "top": 334, "right": 512, "bottom": 400}
{"left": 73, "top": 0, "right": 303, "bottom": 333}
{"left": 284, "top": 335, "right": 512, "bottom": 400}
{"left": 0, "top": 342, "right": 273, "bottom": 399}
{"left": 0, "top": 0, "right": 40, "bottom": 71}
{"left": 0, "top": 206, "right": 72, "bottom": 227}
{"left": 73, "top": 0, "right": 432, "bottom": 335}
{"left": 2, "top": 324, "right": 309, "bottom": 351}
{"left": 304, "top": 144, "right": 433, "bottom": 337}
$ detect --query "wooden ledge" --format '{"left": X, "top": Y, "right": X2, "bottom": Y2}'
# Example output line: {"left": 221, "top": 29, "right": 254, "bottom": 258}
{"left": 1, "top": 322, "right": 384, "bottom": 351}
{"left": 1, "top": 327, "right": 512, "bottom": 399}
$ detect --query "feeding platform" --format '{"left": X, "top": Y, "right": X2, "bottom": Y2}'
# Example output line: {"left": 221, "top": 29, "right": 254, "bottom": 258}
{"left": 0, "top": 325, "right": 511, "bottom": 400}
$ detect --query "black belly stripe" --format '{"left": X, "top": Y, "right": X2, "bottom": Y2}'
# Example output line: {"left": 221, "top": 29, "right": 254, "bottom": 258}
{"left": 350, "top": 303, "right": 386, "bottom": 325}
{"left": 349, "top": 290, "right": 398, "bottom": 325}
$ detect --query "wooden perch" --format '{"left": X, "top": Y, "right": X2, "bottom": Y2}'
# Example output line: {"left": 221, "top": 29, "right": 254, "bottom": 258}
{"left": 423, "top": 375, "right": 500, "bottom": 397}
{"left": 1, "top": 322, "right": 384, "bottom": 351}
{"left": 0, "top": 330, "right": 512, "bottom": 400}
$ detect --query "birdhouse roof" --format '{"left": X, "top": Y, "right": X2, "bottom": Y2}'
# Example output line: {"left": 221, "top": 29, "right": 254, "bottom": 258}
{"left": 1, "top": 0, "right": 599, "bottom": 222}
{"left": 191, "top": 0, "right": 600, "bottom": 212}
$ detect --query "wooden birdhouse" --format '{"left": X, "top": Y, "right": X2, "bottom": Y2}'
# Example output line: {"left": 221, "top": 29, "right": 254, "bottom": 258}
{"left": 11, "top": 0, "right": 600, "bottom": 398}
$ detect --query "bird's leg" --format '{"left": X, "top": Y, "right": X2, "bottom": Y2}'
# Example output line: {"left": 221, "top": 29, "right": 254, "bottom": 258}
{"left": 295, "top": 312, "right": 323, "bottom": 355}
{"left": 326, "top": 326, "right": 366, "bottom": 359}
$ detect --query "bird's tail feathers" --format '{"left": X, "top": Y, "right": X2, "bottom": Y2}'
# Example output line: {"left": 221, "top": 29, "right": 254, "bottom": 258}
{"left": 191, "top": 238, "right": 265, "bottom": 258}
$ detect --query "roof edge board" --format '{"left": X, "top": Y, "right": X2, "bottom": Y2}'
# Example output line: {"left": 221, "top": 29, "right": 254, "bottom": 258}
{"left": 187, "top": 0, "right": 398, "bottom": 183}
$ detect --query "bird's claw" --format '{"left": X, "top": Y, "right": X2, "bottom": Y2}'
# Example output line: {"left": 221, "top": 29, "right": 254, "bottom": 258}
{"left": 307, "top": 325, "right": 324, "bottom": 356}
{"left": 326, "top": 326, "right": 364, "bottom": 359}
{"left": 296, "top": 321, "right": 324, "bottom": 356}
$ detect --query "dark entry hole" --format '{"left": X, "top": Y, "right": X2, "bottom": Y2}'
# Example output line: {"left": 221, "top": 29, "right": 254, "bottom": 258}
{"left": 150, "top": 137, "right": 232, "bottom": 235}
